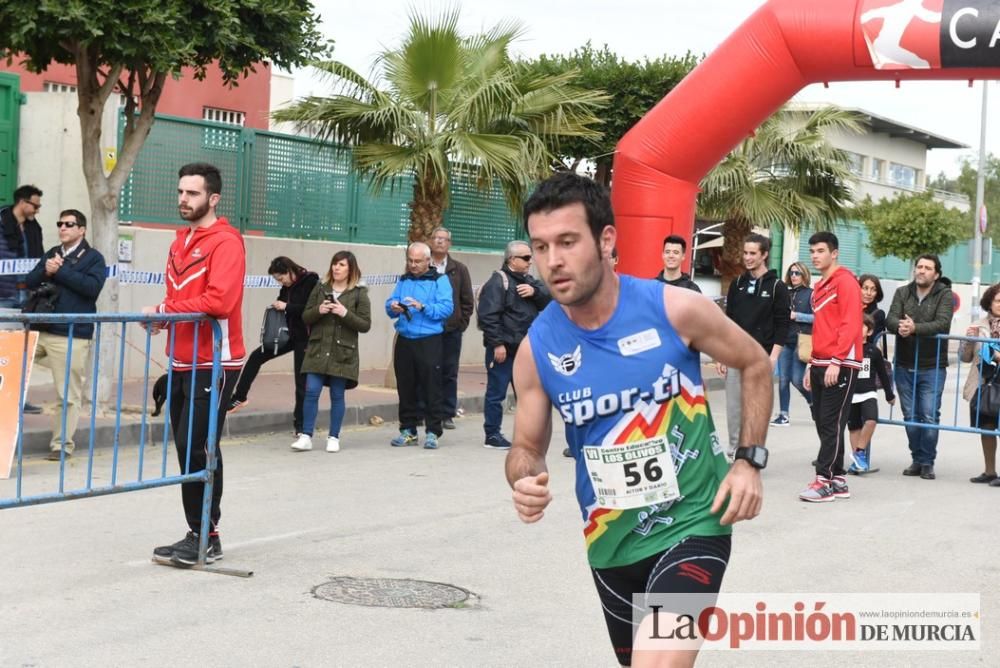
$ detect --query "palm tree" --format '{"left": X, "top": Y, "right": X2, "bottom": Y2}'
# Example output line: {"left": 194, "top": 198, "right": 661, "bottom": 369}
{"left": 273, "top": 10, "right": 607, "bottom": 242}
{"left": 698, "top": 105, "right": 863, "bottom": 293}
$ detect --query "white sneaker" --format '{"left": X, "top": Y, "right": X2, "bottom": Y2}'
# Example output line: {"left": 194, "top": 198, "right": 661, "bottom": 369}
{"left": 326, "top": 436, "right": 340, "bottom": 453}
{"left": 291, "top": 434, "right": 313, "bottom": 451}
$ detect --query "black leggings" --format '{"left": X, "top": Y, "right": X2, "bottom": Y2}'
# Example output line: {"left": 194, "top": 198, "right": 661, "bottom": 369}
{"left": 591, "top": 535, "right": 732, "bottom": 667}
{"left": 169, "top": 367, "right": 238, "bottom": 535}
{"left": 232, "top": 339, "right": 306, "bottom": 432}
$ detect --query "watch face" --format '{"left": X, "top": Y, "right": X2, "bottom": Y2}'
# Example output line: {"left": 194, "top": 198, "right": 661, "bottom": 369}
{"left": 752, "top": 447, "right": 768, "bottom": 468}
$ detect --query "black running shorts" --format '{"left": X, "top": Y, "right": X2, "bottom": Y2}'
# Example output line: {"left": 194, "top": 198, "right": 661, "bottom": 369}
{"left": 590, "top": 534, "right": 731, "bottom": 667}
{"left": 847, "top": 398, "right": 879, "bottom": 431}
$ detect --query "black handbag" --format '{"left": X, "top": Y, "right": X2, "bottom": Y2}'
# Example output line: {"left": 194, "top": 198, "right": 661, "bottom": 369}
{"left": 260, "top": 306, "right": 289, "bottom": 354}
{"left": 975, "top": 370, "right": 1000, "bottom": 417}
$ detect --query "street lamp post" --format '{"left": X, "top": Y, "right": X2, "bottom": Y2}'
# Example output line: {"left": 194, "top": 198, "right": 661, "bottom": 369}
{"left": 972, "top": 80, "right": 990, "bottom": 322}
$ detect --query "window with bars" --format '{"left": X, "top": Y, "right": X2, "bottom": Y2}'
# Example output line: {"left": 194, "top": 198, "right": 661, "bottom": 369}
{"left": 43, "top": 82, "right": 77, "bottom": 93}
{"left": 203, "top": 107, "right": 246, "bottom": 126}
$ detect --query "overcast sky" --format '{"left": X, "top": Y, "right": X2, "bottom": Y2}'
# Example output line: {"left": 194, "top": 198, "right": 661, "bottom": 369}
{"left": 300, "top": 0, "right": 997, "bottom": 179}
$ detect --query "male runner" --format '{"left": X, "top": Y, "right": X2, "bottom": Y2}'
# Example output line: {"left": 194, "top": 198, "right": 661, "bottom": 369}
{"left": 506, "top": 172, "right": 771, "bottom": 667}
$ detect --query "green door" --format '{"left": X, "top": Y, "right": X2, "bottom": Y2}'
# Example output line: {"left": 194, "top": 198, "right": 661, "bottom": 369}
{"left": 0, "top": 73, "right": 20, "bottom": 202}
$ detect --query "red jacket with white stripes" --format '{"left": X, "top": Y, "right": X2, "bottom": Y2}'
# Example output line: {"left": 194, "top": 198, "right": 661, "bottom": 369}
{"left": 810, "top": 266, "right": 863, "bottom": 369}
{"left": 156, "top": 217, "right": 246, "bottom": 371}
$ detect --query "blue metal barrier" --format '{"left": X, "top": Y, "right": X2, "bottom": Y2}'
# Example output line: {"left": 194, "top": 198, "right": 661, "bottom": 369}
{"left": 880, "top": 333, "right": 1000, "bottom": 436}
{"left": 0, "top": 312, "right": 224, "bottom": 569}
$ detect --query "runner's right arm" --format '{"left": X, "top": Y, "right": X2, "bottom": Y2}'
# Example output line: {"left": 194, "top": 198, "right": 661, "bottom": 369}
{"left": 506, "top": 336, "right": 554, "bottom": 523}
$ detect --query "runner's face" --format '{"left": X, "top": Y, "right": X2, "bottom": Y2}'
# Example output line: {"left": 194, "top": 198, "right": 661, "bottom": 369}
{"left": 662, "top": 243, "right": 684, "bottom": 271}
{"left": 528, "top": 202, "right": 613, "bottom": 307}
{"left": 861, "top": 280, "right": 878, "bottom": 306}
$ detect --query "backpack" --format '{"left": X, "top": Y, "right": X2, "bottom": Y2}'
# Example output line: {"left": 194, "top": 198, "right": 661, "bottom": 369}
{"left": 475, "top": 270, "right": 509, "bottom": 330}
{"left": 260, "top": 306, "right": 289, "bottom": 354}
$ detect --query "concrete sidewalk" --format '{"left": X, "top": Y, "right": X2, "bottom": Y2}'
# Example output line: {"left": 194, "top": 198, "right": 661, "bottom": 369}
{"left": 17, "top": 363, "right": 726, "bottom": 455}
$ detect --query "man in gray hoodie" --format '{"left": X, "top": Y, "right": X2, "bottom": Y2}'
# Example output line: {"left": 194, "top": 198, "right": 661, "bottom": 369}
{"left": 886, "top": 254, "right": 954, "bottom": 480}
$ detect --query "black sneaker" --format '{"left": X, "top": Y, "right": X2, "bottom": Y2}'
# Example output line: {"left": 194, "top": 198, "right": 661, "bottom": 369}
{"left": 442, "top": 418, "right": 456, "bottom": 430}
{"left": 563, "top": 448, "right": 573, "bottom": 458}
{"left": 153, "top": 531, "right": 223, "bottom": 565}
{"left": 483, "top": 433, "right": 512, "bottom": 450}
{"left": 22, "top": 401, "right": 42, "bottom": 415}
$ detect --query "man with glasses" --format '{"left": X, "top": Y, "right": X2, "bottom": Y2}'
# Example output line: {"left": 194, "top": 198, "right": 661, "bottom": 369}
{"left": 0, "top": 185, "right": 45, "bottom": 306}
{"left": 476, "top": 240, "right": 551, "bottom": 449}
{"left": 428, "top": 226, "right": 474, "bottom": 429}
{"left": 2, "top": 186, "right": 47, "bottom": 412}
{"left": 24, "top": 209, "right": 107, "bottom": 459}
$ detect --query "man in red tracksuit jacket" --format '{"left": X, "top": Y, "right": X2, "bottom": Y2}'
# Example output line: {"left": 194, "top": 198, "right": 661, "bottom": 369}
{"left": 142, "top": 162, "right": 246, "bottom": 566}
{"left": 800, "top": 231, "right": 863, "bottom": 503}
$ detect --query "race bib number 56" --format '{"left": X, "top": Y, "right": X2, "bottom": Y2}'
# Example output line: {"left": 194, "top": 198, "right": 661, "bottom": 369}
{"left": 584, "top": 436, "right": 680, "bottom": 510}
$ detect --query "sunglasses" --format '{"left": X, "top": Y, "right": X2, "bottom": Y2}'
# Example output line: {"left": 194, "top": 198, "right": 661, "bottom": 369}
{"left": 789, "top": 270, "right": 802, "bottom": 276}
{"left": 56, "top": 220, "right": 80, "bottom": 228}
{"left": 514, "top": 255, "right": 532, "bottom": 261}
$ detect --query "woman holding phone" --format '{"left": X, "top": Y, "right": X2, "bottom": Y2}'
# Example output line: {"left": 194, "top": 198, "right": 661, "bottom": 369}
{"left": 295, "top": 251, "right": 371, "bottom": 452}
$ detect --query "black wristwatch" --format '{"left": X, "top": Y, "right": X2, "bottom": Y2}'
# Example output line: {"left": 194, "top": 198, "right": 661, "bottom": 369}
{"left": 734, "top": 446, "right": 768, "bottom": 470}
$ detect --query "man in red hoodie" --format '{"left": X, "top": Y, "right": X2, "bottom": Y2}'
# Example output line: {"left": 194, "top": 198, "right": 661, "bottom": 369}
{"left": 801, "top": 231, "right": 863, "bottom": 503}
{"left": 142, "top": 162, "right": 246, "bottom": 566}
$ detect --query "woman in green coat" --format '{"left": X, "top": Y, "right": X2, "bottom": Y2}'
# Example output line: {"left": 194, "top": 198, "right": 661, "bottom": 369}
{"left": 292, "top": 250, "right": 371, "bottom": 453}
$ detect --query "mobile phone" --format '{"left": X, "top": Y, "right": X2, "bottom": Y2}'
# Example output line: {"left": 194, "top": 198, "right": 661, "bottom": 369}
{"left": 325, "top": 292, "right": 336, "bottom": 302}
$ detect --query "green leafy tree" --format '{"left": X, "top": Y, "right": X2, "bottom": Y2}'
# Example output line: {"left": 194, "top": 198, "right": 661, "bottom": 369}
{"left": 273, "top": 10, "right": 607, "bottom": 242}
{"left": 522, "top": 43, "right": 698, "bottom": 185}
{"left": 929, "top": 154, "right": 1000, "bottom": 243}
{"left": 698, "top": 106, "right": 863, "bottom": 292}
{"left": 856, "top": 191, "right": 966, "bottom": 261}
{"left": 0, "top": 0, "right": 324, "bottom": 406}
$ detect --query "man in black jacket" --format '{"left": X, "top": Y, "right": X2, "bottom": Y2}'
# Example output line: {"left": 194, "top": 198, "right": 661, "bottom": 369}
{"left": 886, "top": 254, "right": 953, "bottom": 480}
{"left": 654, "top": 234, "right": 701, "bottom": 292}
{"left": 0, "top": 184, "right": 45, "bottom": 308}
{"left": 429, "top": 226, "right": 474, "bottom": 429}
{"left": 24, "top": 209, "right": 107, "bottom": 460}
{"left": 718, "top": 233, "right": 790, "bottom": 456}
{"left": 476, "top": 240, "right": 551, "bottom": 449}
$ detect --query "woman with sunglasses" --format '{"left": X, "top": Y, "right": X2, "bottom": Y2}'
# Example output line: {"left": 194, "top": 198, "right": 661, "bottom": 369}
{"left": 772, "top": 261, "right": 814, "bottom": 427}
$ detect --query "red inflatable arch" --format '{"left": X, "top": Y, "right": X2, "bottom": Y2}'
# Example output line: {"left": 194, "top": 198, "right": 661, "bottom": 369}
{"left": 612, "top": 0, "right": 1000, "bottom": 278}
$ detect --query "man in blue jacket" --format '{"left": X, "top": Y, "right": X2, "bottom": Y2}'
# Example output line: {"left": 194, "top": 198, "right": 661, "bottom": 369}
{"left": 386, "top": 241, "right": 453, "bottom": 449}
{"left": 24, "top": 209, "right": 107, "bottom": 460}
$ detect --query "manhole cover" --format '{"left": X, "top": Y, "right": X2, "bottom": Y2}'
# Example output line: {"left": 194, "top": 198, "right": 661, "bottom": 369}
{"left": 312, "top": 576, "right": 474, "bottom": 609}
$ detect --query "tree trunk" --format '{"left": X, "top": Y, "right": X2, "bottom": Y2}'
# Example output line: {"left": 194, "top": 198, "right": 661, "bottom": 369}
{"left": 719, "top": 217, "right": 752, "bottom": 298}
{"left": 408, "top": 173, "right": 446, "bottom": 243}
{"left": 594, "top": 160, "right": 612, "bottom": 187}
{"left": 74, "top": 52, "right": 164, "bottom": 410}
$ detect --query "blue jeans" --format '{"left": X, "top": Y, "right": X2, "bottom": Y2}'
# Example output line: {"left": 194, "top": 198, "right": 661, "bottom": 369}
{"left": 777, "top": 344, "right": 812, "bottom": 415}
{"left": 302, "top": 373, "right": 347, "bottom": 437}
{"left": 484, "top": 345, "right": 514, "bottom": 436}
{"left": 894, "top": 366, "right": 946, "bottom": 465}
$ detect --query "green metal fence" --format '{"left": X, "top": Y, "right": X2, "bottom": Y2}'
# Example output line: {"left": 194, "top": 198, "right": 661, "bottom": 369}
{"left": 118, "top": 114, "right": 522, "bottom": 250}
{"left": 796, "top": 221, "right": 999, "bottom": 283}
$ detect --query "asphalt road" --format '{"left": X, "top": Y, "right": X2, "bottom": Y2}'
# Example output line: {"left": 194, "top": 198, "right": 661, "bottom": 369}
{"left": 1, "top": 392, "right": 997, "bottom": 667}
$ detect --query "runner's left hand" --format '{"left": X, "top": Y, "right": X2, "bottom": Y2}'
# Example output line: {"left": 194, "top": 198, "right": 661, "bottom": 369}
{"left": 711, "top": 460, "right": 762, "bottom": 526}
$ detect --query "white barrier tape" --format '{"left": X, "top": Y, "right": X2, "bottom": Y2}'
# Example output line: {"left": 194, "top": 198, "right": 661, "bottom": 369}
{"left": 2, "top": 260, "right": 408, "bottom": 289}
